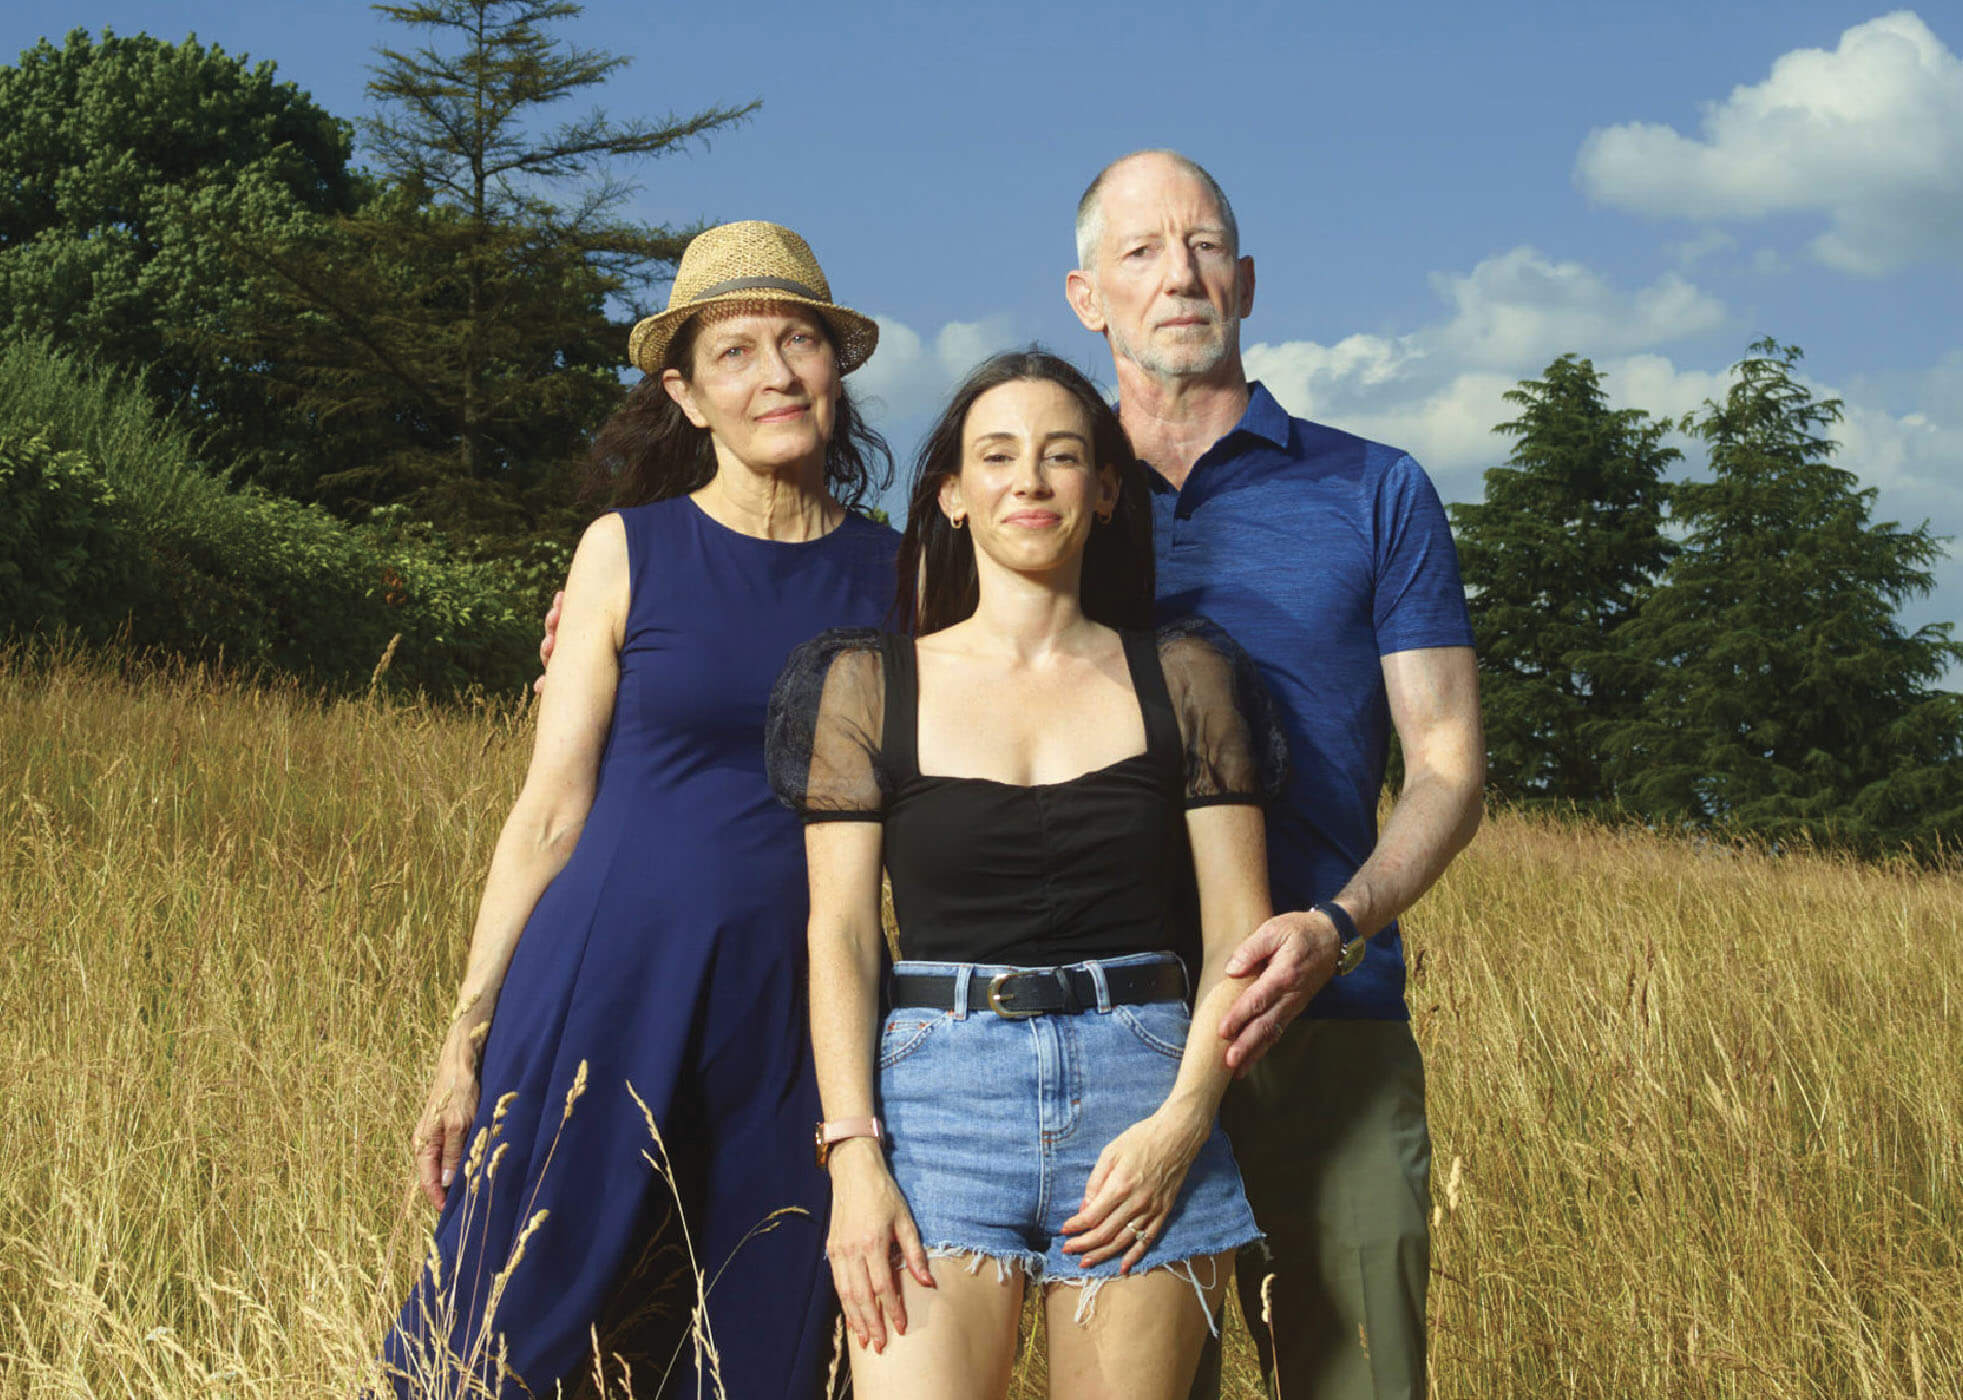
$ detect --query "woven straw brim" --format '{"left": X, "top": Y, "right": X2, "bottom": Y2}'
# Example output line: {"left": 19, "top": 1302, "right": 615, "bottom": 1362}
{"left": 628, "top": 294, "right": 879, "bottom": 376}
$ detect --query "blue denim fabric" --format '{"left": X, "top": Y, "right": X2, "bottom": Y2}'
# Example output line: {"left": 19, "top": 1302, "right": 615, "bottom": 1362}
{"left": 878, "top": 952, "right": 1261, "bottom": 1293}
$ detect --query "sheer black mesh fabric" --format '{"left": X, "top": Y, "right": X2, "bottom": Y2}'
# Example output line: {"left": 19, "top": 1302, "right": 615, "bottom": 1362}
{"left": 1155, "top": 616, "right": 1289, "bottom": 806}
{"left": 768, "top": 618, "right": 1285, "bottom": 820}
{"left": 764, "top": 627, "right": 890, "bottom": 820}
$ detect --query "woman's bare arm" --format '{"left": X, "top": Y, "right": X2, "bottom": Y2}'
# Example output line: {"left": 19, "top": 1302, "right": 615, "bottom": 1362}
{"left": 1165, "top": 802, "right": 1273, "bottom": 1119}
{"left": 1060, "top": 801, "right": 1270, "bottom": 1269}
{"left": 415, "top": 514, "right": 629, "bottom": 1205}
{"left": 805, "top": 820, "right": 934, "bottom": 1353}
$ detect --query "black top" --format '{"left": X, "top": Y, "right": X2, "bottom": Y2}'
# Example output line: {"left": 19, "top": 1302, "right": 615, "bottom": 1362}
{"left": 766, "top": 619, "right": 1285, "bottom": 968}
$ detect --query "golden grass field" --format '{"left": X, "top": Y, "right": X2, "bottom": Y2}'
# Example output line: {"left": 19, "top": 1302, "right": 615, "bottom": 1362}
{"left": 1, "top": 650, "right": 1957, "bottom": 1398}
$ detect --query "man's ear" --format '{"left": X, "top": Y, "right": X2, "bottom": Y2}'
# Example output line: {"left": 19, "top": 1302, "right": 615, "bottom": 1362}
{"left": 662, "top": 368, "right": 709, "bottom": 429}
{"left": 1237, "top": 254, "right": 1256, "bottom": 320}
{"left": 1065, "top": 268, "right": 1107, "bottom": 334}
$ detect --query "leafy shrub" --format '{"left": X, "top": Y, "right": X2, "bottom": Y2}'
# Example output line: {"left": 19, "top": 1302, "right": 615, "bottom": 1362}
{"left": 0, "top": 428, "right": 141, "bottom": 641}
{"left": 0, "top": 339, "right": 549, "bottom": 696}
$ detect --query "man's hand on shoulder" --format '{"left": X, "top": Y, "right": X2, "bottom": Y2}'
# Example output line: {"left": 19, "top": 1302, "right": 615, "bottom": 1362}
{"left": 533, "top": 590, "right": 565, "bottom": 697}
{"left": 1218, "top": 909, "right": 1341, "bottom": 1073}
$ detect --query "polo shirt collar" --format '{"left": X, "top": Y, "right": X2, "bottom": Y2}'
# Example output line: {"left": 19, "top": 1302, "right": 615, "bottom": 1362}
{"left": 1144, "top": 381, "right": 1291, "bottom": 497}
{"left": 1236, "top": 381, "right": 1291, "bottom": 450}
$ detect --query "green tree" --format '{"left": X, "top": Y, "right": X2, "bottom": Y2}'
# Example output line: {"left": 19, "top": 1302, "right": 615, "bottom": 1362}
{"left": 1451, "top": 354, "right": 1679, "bottom": 803}
{"left": 0, "top": 30, "right": 360, "bottom": 489}
{"left": 199, "top": 0, "right": 756, "bottom": 535}
{"left": 1599, "top": 339, "right": 1963, "bottom": 857}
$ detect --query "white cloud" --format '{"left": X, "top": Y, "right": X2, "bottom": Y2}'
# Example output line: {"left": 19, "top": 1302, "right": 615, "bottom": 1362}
{"left": 850, "top": 313, "right": 1019, "bottom": 427}
{"left": 1243, "top": 246, "right": 1727, "bottom": 494}
{"left": 1427, "top": 248, "right": 1725, "bottom": 368}
{"left": 1667, "top": 229, "right": 1738, "bottom": 267}
{"left": 1575, "top": 11, "right": 1963, "bottom": 274}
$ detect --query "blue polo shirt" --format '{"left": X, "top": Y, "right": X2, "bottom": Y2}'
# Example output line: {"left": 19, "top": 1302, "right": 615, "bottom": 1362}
{"left": 1150, "top": 382, "right": 1474, "bottom": 1020}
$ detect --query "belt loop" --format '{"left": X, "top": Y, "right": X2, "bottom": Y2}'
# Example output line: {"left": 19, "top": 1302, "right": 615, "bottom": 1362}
{"left": 953, "top": 965, "right": 973, "bottom": 1020}
{"left": 1086, "top": 959, "right": 1113, "bottom": 1014}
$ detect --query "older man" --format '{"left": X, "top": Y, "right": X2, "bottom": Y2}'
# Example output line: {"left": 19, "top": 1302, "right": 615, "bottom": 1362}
{"left": 1065, "top": 150, "right": 1483, "bottom": 1399}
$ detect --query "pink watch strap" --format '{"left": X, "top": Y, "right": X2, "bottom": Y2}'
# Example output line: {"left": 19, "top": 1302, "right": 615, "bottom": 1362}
{"left": 819, "top": 1117, "right": 883, "bottom": 1145}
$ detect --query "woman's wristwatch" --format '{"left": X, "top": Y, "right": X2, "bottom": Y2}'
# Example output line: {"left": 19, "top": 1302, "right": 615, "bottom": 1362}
{"left": 814, "top": 1117, "right": 883, "bottom": 1168}
{"left": 1313, "top": 900, "right": 1368, "bottom": 976}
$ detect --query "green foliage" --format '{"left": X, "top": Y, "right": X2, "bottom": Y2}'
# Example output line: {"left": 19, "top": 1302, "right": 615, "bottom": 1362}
{"left": 0, "top": 429, "right": 137, "bottom": 640}
{"left": 1451, "top": 354, "right": 1678, "bottom": 804}
{"left": 187, "top": 0, "right": 757, "bottom": 538}
{"left": 0, "top": 340, "right": 546, "bottom": 697}
{"left": 1595, "top": 340, "right": 1963, "bottom": 858}
{"left": 0, "top": 29, "right": 360, "bottom": 491}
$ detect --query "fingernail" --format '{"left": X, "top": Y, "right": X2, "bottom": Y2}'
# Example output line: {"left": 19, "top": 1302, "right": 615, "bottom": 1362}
{"left": 441, "top": 1168, "right": 454, "bottom": 1187}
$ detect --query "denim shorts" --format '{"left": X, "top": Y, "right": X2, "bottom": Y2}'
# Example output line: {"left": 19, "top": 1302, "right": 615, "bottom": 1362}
{"left": 877, "top": 952, "right": 1262, "bottom": 1310}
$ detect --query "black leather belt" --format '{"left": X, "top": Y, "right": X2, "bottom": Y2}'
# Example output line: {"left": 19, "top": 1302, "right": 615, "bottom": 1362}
{"left": 889, "top": 960, "right": 1188, "bottom": 1019}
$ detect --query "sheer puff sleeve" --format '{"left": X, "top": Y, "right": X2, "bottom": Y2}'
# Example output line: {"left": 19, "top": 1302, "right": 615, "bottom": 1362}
{"left": 1157, "top": 617, "right": 1288, "bottom": 807}
{"left": 766, "top": 627, "right": 890, "bottom": 822}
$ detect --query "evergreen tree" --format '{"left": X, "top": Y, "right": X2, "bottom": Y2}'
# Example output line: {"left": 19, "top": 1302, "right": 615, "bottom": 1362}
{"left": 1599, "top": 339, "right": 1963, "bottom": 857}
{"left": 1450, "top": 354, "right": 1677, "bottom": 803}
{"left": 195, "top": 0, "right": 756, "bottom": 534}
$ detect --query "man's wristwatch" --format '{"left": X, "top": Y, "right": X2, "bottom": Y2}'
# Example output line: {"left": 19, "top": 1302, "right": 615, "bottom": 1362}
{"left": 1314, "top": 900, "right": 1368, "bottom": 976}
{"left": 813, "top": 1117, "right": 883, "bottom": 1169}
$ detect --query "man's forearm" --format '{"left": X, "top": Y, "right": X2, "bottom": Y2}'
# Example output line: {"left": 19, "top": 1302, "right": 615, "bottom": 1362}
{"left": 1334, "top": 765, "right": 1482, "bottom": 939}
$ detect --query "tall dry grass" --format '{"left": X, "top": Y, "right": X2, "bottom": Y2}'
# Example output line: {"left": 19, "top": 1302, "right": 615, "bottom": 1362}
{"left": 0, "top": 650, "right": 1956, "bottom": 1397}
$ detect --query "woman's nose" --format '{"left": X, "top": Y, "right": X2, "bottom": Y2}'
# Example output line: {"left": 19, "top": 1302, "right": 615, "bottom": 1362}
{"left": 756, "top": 342, "right": 798, "bottom": 387}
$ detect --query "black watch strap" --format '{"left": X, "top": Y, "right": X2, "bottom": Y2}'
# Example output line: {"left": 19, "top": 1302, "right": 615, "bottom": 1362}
{"left": 1314, "top": 900, "right": 1366, "bottom": 975}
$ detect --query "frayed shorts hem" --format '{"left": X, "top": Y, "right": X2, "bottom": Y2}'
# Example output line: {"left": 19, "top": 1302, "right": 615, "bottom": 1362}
{"left": 921, "top": 1235, "right": 1259, "bottom": 1333}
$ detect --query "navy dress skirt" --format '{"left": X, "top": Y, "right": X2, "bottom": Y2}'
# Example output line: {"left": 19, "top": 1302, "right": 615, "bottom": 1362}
{"left": 383, "top": 496, "right": 899, "bottom": 1399}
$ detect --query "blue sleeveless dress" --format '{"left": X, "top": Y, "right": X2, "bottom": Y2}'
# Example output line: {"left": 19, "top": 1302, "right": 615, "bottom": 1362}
{"left": 384, "top": 497, "right": 899, "bottom": 1400}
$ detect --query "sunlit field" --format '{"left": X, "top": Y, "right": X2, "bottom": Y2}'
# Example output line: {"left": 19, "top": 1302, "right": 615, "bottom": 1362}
{"left": 2, "top": 650, "right": 1956, "bottom": 1398}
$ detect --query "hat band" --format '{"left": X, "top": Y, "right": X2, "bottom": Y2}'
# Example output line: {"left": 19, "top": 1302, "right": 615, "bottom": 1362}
{"left": 687, "top": 274, "right": 825, "bottom": 305}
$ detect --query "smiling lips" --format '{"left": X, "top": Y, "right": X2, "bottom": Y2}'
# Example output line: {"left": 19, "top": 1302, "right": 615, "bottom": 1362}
{"left": 755, "top": 404, "right": 809, "bottom": 423}
{"left": 1002, "top": 510, "right": 1062, "bottom": 528}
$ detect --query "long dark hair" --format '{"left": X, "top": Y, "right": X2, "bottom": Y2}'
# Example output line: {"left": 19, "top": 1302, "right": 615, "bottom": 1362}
{"left": 894, "top": 348, "right": 1154, "bottom": 636}
{"left": 583, "top": 314, "right": 892, "bottom": 510}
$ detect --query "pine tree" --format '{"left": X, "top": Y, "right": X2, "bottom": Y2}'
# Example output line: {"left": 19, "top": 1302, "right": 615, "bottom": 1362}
{"left": 194, "top": 1, "right": 756, "bottom": 534}
{"left": 1600, "top": 339, "right": 1963, "bottom": 856}
{"left": 1449, "top": 354, "right": 1677, "bottom": 803}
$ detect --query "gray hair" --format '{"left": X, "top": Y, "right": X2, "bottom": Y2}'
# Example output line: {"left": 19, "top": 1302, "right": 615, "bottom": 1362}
{"left": 1074, "top": 149, "right": 1240, "bottom": 272}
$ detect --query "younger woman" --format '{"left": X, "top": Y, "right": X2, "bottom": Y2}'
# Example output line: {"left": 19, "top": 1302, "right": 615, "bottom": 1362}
{"left": 768, "top": 350, "right": 1282, "bottom": 1398}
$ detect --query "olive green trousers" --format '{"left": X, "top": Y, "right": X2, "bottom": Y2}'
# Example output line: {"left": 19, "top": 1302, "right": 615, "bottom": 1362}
{"left": 1189, "top": 1018, "right": 1431, "bottom": 1400}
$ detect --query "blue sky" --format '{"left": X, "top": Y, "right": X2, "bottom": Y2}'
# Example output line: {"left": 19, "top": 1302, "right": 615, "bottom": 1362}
{"left": 10, "top": 3, "right": 1961, "bottom": 674}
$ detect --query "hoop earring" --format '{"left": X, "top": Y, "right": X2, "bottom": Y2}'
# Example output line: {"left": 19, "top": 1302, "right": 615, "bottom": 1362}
{"left": 950, "top": 515, "right": 966, "bottom": 530}
{"left": 1095, "top": 509, "right": 1113, "bottom": 525}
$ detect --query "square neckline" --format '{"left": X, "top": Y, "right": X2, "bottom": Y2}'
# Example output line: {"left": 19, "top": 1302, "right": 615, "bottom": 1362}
{"left": 893, "top": 629, "right": 1177, "bottom": 791}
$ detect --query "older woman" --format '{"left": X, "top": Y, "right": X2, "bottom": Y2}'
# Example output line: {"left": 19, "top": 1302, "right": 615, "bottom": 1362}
{"left": 381, "top": 222, "right": 898, "bottom": 1399}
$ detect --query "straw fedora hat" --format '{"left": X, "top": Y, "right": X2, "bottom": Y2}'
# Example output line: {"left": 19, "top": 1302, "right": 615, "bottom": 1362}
{"left": 627, "top": 221, "right": 879, "bottom": 376}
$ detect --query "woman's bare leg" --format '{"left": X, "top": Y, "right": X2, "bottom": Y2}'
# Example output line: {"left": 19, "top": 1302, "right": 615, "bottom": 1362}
{"left": 1042, "top": 1251, "right": 1235, "bottom": 1400}
{"left": 849, "top": 1254, "right": 1026, "bottom": 1400}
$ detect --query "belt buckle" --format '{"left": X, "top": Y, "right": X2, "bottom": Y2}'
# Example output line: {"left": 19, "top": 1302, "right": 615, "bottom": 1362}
{"left": 986, "top": 970, "right": 1043, "bottom": 1019}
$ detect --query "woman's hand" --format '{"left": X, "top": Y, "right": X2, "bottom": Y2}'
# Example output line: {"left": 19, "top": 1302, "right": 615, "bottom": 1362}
{"left": 1059, "top": 1105, "right": 1209, "bottom": 1273}
{"left": 413, "top": 1036, "right": 483, "bottom": 1209}
{"left": 826, "top": 1142, "right": 934, "bottom": 1354}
